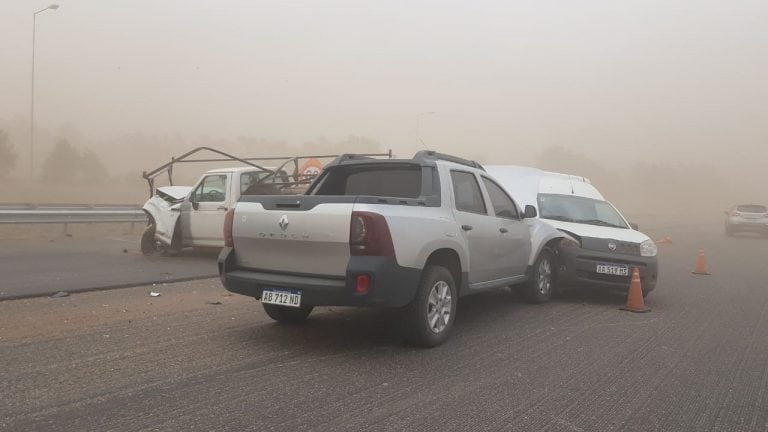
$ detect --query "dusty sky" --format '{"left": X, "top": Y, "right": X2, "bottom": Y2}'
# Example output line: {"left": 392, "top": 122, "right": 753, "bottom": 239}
{"left": 2, "top": 0, "right": 767, "bottom": 171}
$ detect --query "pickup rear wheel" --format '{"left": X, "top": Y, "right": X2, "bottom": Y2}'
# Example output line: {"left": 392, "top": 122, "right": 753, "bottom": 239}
{"left": 405, "top": 265, "right": 457, "bottom": 347}
{"left": 262, "top": 303, "right": 313, "bottom": 324}
{"left": 519, "top": 249, "right": 556, "bottom": 304}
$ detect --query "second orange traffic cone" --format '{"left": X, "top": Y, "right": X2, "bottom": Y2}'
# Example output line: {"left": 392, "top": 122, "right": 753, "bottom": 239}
{"left": 620, "top": 268, "right": 650, "bottom": 313}
{"left": 692, "top": 248, "right": 711, "bottom": 275}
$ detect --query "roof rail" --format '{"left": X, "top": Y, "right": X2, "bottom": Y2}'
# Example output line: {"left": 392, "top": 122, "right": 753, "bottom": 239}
{"left": 325, "top": 150, "right": 394, "bottom": 167}
{"left": 413, "top": 150, "right": 484, "bottom": 171}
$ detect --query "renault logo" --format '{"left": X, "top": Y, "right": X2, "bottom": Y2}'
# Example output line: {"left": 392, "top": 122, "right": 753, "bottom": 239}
{"left": 278, "top": 215, "right": 289, "bottom": 230}
{"left": 608, "top": 242, "right": 617, "bottom": 251}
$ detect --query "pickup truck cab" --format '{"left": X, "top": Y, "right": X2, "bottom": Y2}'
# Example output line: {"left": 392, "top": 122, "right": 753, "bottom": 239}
{"left": 141, "top": 167, "right": 289, "bottom": 254}
{"left": 219, "top": 151, "right": 565, "bottom": 346}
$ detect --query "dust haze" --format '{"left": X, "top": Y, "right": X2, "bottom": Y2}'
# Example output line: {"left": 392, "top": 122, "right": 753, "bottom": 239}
{"left": 1, "top": 0, "right": 766, "bottom": 213}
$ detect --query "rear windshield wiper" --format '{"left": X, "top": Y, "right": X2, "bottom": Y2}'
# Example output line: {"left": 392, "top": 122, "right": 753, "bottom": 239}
{"left": 576, "top": 219, "right": 626, "bottom": 228}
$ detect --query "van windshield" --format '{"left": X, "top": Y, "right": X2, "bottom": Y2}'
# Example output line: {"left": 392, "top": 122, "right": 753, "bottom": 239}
{"left": 538, "top": 193, "right": 628, "bottom": 229}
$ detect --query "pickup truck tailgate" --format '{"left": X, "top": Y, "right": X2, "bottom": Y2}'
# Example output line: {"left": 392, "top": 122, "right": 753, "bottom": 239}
{"left": 232, "top": 196, "right": 355, "bottom": 277}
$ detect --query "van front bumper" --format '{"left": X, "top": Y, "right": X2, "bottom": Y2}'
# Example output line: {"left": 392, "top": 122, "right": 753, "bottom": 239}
{"left": 557, "top": 247, "right": 658, "bottom": 294}
{"left": 218, "top": 247, "right": 421, "bottom": 307}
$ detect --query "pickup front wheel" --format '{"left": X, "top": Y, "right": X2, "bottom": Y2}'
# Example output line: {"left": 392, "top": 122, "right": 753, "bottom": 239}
{"left": 262, "top": 303, "right": 313, "bottom": 324}
{"left": 140, "top": 223, "right": 161, "bottom": 256}
{"left": 405, "top": 265, "right": 457, "bottom": 347}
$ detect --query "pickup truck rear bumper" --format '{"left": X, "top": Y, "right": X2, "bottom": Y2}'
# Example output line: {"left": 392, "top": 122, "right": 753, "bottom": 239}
{"left": 218, "top": 247, "right": 421, "bottom": 307}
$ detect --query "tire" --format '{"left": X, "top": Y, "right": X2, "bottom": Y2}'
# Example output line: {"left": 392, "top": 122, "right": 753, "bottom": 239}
{"left": 518, "top": 249, "right": 556, "bottom": 304}
{"left": 262, "top": 303, "right": 313, "bottom": 324}
{"left": 404, "top": 265, "right": 458, "bottom": 347}
{"left": 140, "top": 223, "right": 161, "bottom": 256}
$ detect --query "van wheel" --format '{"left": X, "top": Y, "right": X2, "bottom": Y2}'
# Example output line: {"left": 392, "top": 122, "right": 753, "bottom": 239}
{"left": 405, "top": 265, "right": 457, "bottom": 347}
{"left": 262, "top": 303, "right": 313, "bottom": 324}
{"left": 140, "top": 223, "right": 161, "bottom": 256}
{"left": 519, "top": 249, "right": 556, "bottom": 304}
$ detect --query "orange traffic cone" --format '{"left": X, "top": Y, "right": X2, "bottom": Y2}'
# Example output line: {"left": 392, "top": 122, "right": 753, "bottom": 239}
{"left": 692, "top": 248, "right": 711, "bottom": 275}
{"left": 656, "top": 236, "right": 673, "bottom": 244}
{"left": 620, "top": 268, "right": 650, "bottom": 313}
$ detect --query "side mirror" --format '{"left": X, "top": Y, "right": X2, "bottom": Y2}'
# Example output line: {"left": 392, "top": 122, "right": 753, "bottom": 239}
{"left": 630, "top": 222, "right": 639, "bottom": 230}
{"left": 523, "top": 205, "right": 537, "bottom": 219}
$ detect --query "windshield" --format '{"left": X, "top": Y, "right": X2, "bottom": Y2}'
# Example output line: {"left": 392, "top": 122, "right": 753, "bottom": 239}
{"left": 736, "top": 205, "right": 767, "bottom": 213}
{"left": 538, "top": 193, "right": 628, "bottom": 229}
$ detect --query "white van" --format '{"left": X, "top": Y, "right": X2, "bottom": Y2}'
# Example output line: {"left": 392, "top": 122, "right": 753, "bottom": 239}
{"left": 485, "top": 165, "right": 658, "bottom": 296}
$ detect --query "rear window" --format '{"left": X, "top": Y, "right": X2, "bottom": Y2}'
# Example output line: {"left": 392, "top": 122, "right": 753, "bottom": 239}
{"left": 737, "top": 205, "right": 767, "bottom": 213}
{"left": 312, "top": 164, "right": 423, "bottom": 198}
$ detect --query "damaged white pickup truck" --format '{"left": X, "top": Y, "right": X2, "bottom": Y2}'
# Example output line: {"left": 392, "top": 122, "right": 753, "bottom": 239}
{"left": 140, "top": 147, "right": 392, "bottom": 255}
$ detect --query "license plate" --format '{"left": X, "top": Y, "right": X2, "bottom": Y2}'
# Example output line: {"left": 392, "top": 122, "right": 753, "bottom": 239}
{"left": 596, "top": 264, "right": 629, "bottom": 276}
{"left": 261, "top": 288, "right": 302, "bottom": 307}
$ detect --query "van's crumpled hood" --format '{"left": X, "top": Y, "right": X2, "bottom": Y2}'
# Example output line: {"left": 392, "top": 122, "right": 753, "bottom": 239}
{"left": 157, "top": 186, "right": 193, "bottom": 201}
{"left": 541, "top": 219, "right": 651, "bottom": 244}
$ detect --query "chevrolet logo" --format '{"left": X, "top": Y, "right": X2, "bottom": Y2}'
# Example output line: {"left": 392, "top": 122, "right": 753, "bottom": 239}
{"left": 278, "top": 215, "right": 289, "bottom": 230}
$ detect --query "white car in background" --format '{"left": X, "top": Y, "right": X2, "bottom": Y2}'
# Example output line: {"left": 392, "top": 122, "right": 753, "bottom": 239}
{"left": 724, "top": 204, "right": 768, "bottom": 237}
{"left": 486, "top": 165, "right": 659, "bottom": 297}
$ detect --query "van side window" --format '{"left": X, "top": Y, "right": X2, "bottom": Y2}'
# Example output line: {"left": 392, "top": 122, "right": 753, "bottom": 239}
{"left": 481, "top": 177, "right": 520, "bottom": 219}
{"left": 451, "top": 171, "right": 487, "bottom": 215}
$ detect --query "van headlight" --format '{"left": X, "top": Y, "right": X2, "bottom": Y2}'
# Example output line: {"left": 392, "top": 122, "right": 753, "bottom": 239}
{"left": 640, "top": 240, "right": 658, "bottom": 257}
{"left": 560, "top": 237, "right": 581, "bottom": 248}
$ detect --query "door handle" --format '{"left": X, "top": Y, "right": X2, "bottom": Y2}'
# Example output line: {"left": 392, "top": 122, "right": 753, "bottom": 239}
{"left": 499, "top": 227, "right": 508, "bottom": 234}
{"left": 461, "top": 225, "right": 473, "bottom": 231}
{"left": 217, "top": 206, "right": 228, "bottom": 211}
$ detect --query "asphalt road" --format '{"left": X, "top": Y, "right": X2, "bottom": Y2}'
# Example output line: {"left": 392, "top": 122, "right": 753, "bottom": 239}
{"left": 3, "top": 218, "right": 768, "bottom": 431}
{"left": 0, "top": 213, "right": 716, "bottom": 301}
{"left": 0, "top": 235, "right": 218, "bottom": 300}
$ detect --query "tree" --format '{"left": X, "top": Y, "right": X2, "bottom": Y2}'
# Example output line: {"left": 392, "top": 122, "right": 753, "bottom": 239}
{"left": 79, "top": 148, "right": 109, "bottom": 182}
{"left": 0, "top": 130, "right": 18, "bottom": 178}
{"left": 41, "top": 139, "right": 82, "bottom": 183}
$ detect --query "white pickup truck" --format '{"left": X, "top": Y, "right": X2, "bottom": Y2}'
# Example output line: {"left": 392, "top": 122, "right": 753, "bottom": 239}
{"left": 141, "top": 167, "right": 292, "bottom": 254}
{"left": 140, "top": 147, "right": 391, "bottom": 255}
{"left": 219, "top": 151, "right": 566, "bottom": 346}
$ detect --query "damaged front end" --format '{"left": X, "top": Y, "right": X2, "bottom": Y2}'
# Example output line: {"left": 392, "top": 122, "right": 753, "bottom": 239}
{"left": 141, "top": 186, "right": 192, "bottom": 253}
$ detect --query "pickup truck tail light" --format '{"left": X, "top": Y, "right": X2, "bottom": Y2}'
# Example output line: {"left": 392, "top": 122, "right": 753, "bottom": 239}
{"left": 350, "top": 211, "right": 395, "bottom": 257}
{"left": 223, "top": 208, "right": 235, "bottom": 247}
{"left": 731, "top": 211, "right": 741, "bottom": 217}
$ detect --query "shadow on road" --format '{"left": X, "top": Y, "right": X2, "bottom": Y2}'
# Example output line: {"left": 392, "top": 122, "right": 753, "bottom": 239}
{"left": 555, "top": 287, "right": 627, "bottom": 305}
{"left": 230, "top": 286, "right": 634, "bottom": 352}
{"left": 228, "top": 288, "right": 613, "bottom": 351}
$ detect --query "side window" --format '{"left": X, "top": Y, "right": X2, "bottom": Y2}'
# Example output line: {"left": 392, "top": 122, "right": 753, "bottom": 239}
{"left": 240, "top": 172, "right": 264, "bottom": 194}
{"left": 193, "top": 175, "right": 227, "bottom": 203}
{"left": 450, "top": 171, "right": 487, "bottom": 215}
{"left": 481, "top": 177, "right": 520, "bottom": 219}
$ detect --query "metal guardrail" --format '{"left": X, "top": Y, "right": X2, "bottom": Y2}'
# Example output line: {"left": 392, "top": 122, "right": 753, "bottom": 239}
{"left": 0, "top": 204, "right": 147, "bottom": 225}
